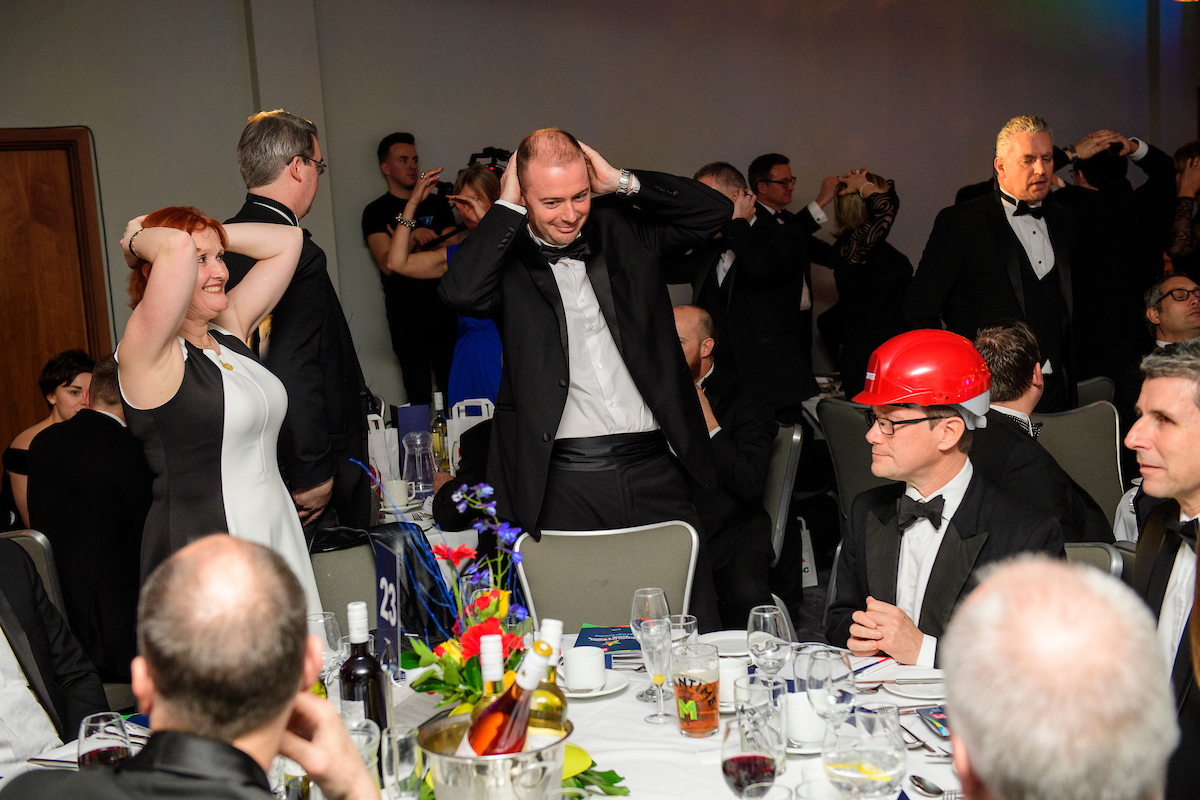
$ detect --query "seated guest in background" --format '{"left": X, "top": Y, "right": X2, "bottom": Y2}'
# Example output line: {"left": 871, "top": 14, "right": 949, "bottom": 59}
{"left": 431, "top": 418, "right": 492, "bottom": 537}
{"left": 1, "top": 536, "right": 377, "bottom": 799}
{"left": 26, "top": 355, "right": 152, "bottom": 682}
{"left": 387, "top": 164, "right": 503, "bottom": 407}
{"left": 1147, "top": 272, "right": 1200, "bottom": 348}
{"left": 1168, "top": 141, "right": 1200, "bottom": 276}
{"left": 825, "top": 330, "right": 1064, "bottom": 665}
{"left": 818, "top": 168, "right": 912, "bottom": 399}
{"left": 971, "top": 320, "right": 1113, "bottom": 543}
{"left": 942, "top": 556, "right": 1177, "bottom": 800}
{"left": 3, "top": 350, "right": 94, "bottom": 528}
{"left": 665, "top": 162, "right": 817, "bottom": 420}
{"left": 674, "top": 305, "right": 777, "bottom": 628}
{"left": 1123, "top": 339, "right": 1200, "bottom": 799}
{"left": 0, "top": 538, "right": 108, "bottom": 784}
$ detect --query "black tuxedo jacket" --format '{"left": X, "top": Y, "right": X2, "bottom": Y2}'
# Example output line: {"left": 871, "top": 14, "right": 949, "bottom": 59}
{"left": 1132, "top": 500, "right": 1200, "bottom": 800}
{"left": 666, "top": 207, "right": 818, "bottom": 411}
{"left": 26, "top": 410, "right": 151, "bottom": 681}
{"left": 0, "top": 539, "right": 108, "bottom": 742}
{"left": 224, "top": 195, "right": 372, "bottom": 528}
{"left": 439, "top": 172, "right": 729, "bottom": 532}
{"left": 826, "top": 472, "right": 1065, "bottom": 650}
{"left": 904, "top": 191, "right": 1077, "bottom": 399}
{"left": 969, "top": 409, "right": 1113, "bottom": 544}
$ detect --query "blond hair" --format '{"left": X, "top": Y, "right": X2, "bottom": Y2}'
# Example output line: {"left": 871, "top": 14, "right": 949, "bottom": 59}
{"left": 995, "top": 115, "right": 1052, "bottom": 158}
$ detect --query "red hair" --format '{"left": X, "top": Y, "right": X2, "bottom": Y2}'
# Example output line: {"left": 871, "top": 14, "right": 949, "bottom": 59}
{"left": 127, "top": 206, "right": 228, "bottom": 309}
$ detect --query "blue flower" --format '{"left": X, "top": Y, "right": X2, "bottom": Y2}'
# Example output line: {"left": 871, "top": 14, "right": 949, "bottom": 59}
{"left": 512, "top": 604, "right": 528, "bottom": 621}
{"left": 483, "top": 502, "right": 498, "bottom": 517}
{"left": 472, "top": 519, "right": 489, "bottom": 534}
{"left": 510, "top": 552, "right": 523, "bottom": 565}
{"left": 455, "top": 499, "right": 469, "bottom": 513}
{"left": 496, "top": 522, "right": 520, "bottom": 546}
{"left": 451, "top": 489, "right": 464, "bottom": 503}
{"left": 471, "top": 566, "right": 492, "bottom": 586}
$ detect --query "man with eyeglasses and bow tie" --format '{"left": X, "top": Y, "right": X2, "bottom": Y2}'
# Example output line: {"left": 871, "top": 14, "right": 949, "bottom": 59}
{"left": 825, "top": 330, "right": 1064, "bottom": 665}
{"left": 905, "top": 115, "right": 1078, "bottom": 412}
{"left": 1124, "top": 338, "right": 1200, "bottom": 800}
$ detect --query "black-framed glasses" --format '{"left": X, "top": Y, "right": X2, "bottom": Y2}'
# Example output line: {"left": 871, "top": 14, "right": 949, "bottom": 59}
{"left": 1164, "top": 287, "right": 1200, "bottom": 302}
{"left": 293, "top": 154, "right": 327, "bottom": 175}
{"left": 865, "top": 409, "right": 940, "bottom": 435}
{"left": 762, "top": 177, "right": 796, "bottom": 187}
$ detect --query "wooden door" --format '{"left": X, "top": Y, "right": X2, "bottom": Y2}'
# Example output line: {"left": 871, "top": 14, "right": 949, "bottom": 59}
{"left": 0, "top": 128, "right": 111, "bottom": 449}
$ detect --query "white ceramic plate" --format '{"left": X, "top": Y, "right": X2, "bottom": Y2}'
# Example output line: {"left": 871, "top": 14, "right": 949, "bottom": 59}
{"left": 561, "top": 669, "right": 630, "bottom": 699}
{"left": 886, "top": 682, "right": 947, "bottom": 701}
{"left": 698, "top": 630, "right": 749, "bottom": 658}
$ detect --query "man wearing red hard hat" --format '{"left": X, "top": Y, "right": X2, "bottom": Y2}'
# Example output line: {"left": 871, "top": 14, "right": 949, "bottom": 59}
{"left": 825, "top": 330, "right": 1065, "bottom": 665}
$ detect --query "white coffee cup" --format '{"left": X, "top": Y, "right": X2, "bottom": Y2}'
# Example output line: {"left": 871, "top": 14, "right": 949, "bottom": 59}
{"left": 787, "top": 691, "right": 825, "bottom": 746}
{"left": 718, "top": 658, "right": 748, "bottom": 705}
{"left": 381, "top": 479, "right": 414, "bottom": 509}
{"left": 563, "top": 647, "right": 606, "bottom": 692}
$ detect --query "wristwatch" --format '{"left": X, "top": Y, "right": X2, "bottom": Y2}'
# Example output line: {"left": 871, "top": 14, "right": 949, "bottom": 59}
{"left": 617, "top": 169, "right": 631, "bottom": 196}
{"left": 394, "top": 213, "right": 418, "bottom": 229}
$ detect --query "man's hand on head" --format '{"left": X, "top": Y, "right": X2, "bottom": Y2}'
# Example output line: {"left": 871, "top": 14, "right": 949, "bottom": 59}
{"left": 1073, "top": 131, "right": 1119, "bottom": 160}
{"left": 855, "top": 597, "right": 924, "bottom": 665}
{"left": 500, "top": 152, "right": 523, "bottom": 206}
{"left": 732, "top": 190, "right": 757, "bottom": 221}
{"left": 579, "top": 142, "right": 622, "bottom": 195}
{"left": 815, "top": 175, "right": 840, "bottom": 208}
{"left": 280, "top": 692, "right": 381, "bottom": 800}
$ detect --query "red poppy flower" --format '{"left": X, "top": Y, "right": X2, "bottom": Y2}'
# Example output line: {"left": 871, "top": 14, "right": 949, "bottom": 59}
{"left": 432, "top": 543, "right": 478, "bottom": 567}
{"left": 459, "top": 616, "right": 503, "bottom": 661}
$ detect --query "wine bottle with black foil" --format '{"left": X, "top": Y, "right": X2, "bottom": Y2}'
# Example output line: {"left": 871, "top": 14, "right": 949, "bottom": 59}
{"left": 340, "top": 601, "right": 388, "bottom": 733}
{"left": 526, "top": 619, "right": 569, "bottom": 749}
{"left": 456, "top": 641, "right": 552, "bottom": 756}
{"left": 432, "top": 392, "right": 450, "bottom": 472}
{"left": 470, "top": 634, "right": 506, "bottom": 724}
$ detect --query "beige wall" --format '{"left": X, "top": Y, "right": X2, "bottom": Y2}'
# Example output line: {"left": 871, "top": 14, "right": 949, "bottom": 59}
{"left": 1, "top": 0, "right": 1196, "bottom": 398}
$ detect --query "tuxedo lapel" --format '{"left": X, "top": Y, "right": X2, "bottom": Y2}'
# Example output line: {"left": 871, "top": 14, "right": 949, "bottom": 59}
{"left": 1043, "top": 204, "right": 1074, "bottom": 322}
{"left": 1136, "top": 500, "right": 1179, "bottom": 617}
{"left": 864, "top": 509, "right": 901, "bottom": 606}
{"left": 0, "top": 587, "right": 61, "bottom": 734}
{"left": 584, "top": 238, "right": 623, "bottom": 352}
{"left": 691, "top": 244, "right": 723, "bottom": 307}
{"left": 918, "top": 478, "right": 989, "bottom": 637}
{"left": 983, "top": 198, "right": 1028, "bottom": 318}
{"left": 1172, "top": 619, "right": 1194, "bottom": 711}
{"left": 519, "top": 238, "right": 570, "bottom": 364}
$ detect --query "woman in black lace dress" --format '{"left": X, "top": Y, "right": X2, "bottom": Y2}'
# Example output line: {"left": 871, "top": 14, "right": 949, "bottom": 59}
{"left": 1169, "top": 141, "right": 1200, "bottom": 276}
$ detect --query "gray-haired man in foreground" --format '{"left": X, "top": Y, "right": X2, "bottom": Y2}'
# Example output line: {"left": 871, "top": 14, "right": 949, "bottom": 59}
{"left": 942, "top": 555, "right": 1177, "bottom": 800}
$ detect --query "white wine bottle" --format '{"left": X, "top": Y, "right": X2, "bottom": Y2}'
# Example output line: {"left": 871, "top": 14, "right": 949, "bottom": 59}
{"left": 340, "top": 601, "right": 388, "bottom": 734}
{"left": 526, "top": 619, "right": 568, "bottom": 749}
{"left": 456, "top": 641, "right": 552, "bottom": 756}
{"left": 432, "top": 392, "right": 450, "bottom": 472}
{"left": 469, "top": 634, "right": 505, "bottom": 724}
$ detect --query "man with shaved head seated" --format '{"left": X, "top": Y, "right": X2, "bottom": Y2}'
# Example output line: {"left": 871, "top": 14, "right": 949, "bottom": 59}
{"left": 2, "top": 536, "right": 378, "bottom": 800}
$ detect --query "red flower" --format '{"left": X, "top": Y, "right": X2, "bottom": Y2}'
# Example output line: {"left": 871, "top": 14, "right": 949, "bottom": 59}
{"left": 475, "top": 595, "right": 492, "bottom": 611}
{"left": 432, "top": 543, "right": 478, "bottom": 567}
{"left": 459, "top": 616, "right": 503, "bottom": 661}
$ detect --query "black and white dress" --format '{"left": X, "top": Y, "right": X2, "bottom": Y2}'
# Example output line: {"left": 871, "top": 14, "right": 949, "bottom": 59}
{"left": 118, "top": 327, "right": 322, "bottom": 614}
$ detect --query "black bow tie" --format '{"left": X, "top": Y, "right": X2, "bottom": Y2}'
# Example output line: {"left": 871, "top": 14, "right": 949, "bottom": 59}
{"left": 539, "top": 235, "right": 591, "bottom": 265}
{"left": 1013, "top": 200, "right": 1044, "bottom": 220}
{"left": 897, "top": 495, "right": 945, "bottom": 530}
{"left": 1166, "top": 518, "right": 1198, "bottom": 552}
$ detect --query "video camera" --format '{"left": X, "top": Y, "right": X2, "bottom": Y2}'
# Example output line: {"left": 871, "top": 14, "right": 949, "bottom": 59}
{"left": 468, "top": 146, "right": 514, "bottom": 177}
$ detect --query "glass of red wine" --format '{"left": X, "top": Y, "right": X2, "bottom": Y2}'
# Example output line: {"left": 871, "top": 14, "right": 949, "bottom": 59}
{"left": 721, "top": 719, "right": 777, "bottom": 797}
{"left": 77, "top": 712, "right": 132, "bottom": 768}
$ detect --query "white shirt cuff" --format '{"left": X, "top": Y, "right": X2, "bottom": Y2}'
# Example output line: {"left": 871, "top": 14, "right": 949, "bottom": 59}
{"left": 807, "top": 201, "right": 827, "bottom": 225}
{"left": 496, "top": 199, "right": 527, "bottom": 215}
{"left": 708, "top": 425, "right": 721, "bottom": 438}
{"left": 914, "top": 634, "right": 937, "bottom": 668}
{"left": 627, "top": 174, "right": 642, "bottom": 195}
{"left": 1130, "top": 138, "right": 1149, "bottom": 162}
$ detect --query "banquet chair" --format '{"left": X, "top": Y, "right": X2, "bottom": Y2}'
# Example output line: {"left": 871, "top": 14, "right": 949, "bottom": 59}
{"left": 1064, "top": 541, "right": 1123, "bottom": 579}
{"left": 447, "top": 398, "right": 494, "bottom": 476}
{"left": 310, "top": 541, "right": 377, "bottom": 635}
{"left": 1030, "top": 401, "right": 1124, "bottom": 527}
{"left": 1075, "top": 376, "right": 1116, "bottom": 407}
{"left": 764, "top": 423, "right": 803, "bottom": 567}
{"left": 816, "top": 398, "right": 893, "bottom": 526}
{"left": 0, "top": 530, "right": 66, "bottom": 617}
{"left": 514, "top": 521, "right": 699, "bottom": 632}
{"left": 822, "top": 541, "right": 843, "bottom": 630}
{"left": 1114, "top": 541, "right": 1137, "bottom": 586}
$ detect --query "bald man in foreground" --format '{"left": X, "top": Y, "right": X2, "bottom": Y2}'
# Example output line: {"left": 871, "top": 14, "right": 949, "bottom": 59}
{"left": 2, "top": 536, "right": 377, "bottom": 800}
{"left": 942, "top": 556, "right": 1177, "bottom": 800}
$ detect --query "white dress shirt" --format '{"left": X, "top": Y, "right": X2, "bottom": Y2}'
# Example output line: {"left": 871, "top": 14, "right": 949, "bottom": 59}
{"left": 697, "top": 364, "right": 720, "bottom": 438}
{"left": 715, "top": 215, "right": 757, "bottom": 288}
{"left": 1000, "top": 191, "right": 1055, "bottom": 280}
{"left": 897, "top": 460, "right": 974, "bottom": 667}
{"left": 1156, "top": 511, "right": 1196, "bottom": 678}
{"left": 990, "top": 404, "right": 1034, "bottom": 437}
{"left": 496, "top": 192, "right": 660, "bottom": 440}
{"left": 0, "top": 629, "right": 62, "bottom": 778}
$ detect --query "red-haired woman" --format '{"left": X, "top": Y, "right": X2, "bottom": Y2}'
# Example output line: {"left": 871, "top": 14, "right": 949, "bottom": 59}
{"left": 116, "top": 207, "right": 321, "bottom": 613}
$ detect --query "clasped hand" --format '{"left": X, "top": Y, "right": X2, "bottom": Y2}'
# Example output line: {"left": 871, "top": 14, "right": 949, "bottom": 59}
{"left": 847, "top": 596, "right": 924, "bottom": 665}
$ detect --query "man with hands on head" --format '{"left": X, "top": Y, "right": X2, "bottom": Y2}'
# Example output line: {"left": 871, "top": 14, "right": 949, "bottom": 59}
{"left": 824, "top": 329, "right": 1064, "bottom": 665}
{"left": 439, "top": 129, "right": 729, "bottom": 630}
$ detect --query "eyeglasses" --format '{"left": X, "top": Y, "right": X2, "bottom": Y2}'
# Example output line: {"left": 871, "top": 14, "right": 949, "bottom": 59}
{"left": 761, "top": 178, "right": 796, "bottom": 188}
{"left": 293, "top": 155, "right": 327, "bottom": 175}
{"left": 1164, "top": 287, "right": 1200, "bottom": 302}
{"left": 865, "top": 409, "right": 940, "bottom": 435}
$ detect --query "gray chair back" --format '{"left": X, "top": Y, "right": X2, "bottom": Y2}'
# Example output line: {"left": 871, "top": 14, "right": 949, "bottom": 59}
{"left": 1064, "top": 541, "right": 1123, "bottom": 579}
{"left": 1076, "top": 376, "right": 1116, "bottom": 406}
{"left": 764, "top": 423, "right": 803, "bottom": 567}
{"left": 1031, "top": 401, "right": 1124, "bottom": 527}
{"left": 311, "top": 543, "right": 377, "bottom": 635}
{"left": 1, "top": 530, "right": 66, "bottom": 616}
{"left": 823, "top": 540, "right": 843, "bottom": 630}
{"left": 515, "top": 521, "right": 699, "bottom": 633}
{"left": 1113, "top": 541, "right": 1137, "bottom": 586}
{"left": 816, "top": 398, "right": 893, "bottom": 522}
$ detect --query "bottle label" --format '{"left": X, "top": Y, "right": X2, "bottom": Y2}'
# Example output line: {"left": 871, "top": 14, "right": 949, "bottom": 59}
{"left": 341, "top": 701, "right": 365, "bottom": 726}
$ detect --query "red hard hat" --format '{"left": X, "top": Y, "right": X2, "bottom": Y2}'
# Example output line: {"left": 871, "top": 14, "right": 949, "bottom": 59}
{"left": 853, "top": 330, "right": 991, "bottom": 419}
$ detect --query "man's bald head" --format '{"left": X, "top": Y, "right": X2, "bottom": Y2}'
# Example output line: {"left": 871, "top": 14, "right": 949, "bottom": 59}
{"left": 516, "top": 128, "right": 585, "bottom": 187}
{"left": 942, "top": 556, "right": 1177, "bottom": 800}
{"left": 137, "top": 535, "right": 308, "bottom": 741}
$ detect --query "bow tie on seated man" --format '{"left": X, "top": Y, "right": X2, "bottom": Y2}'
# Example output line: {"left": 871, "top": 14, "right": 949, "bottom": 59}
{"left": 538, "top": 235, "right": 591, "bottom": 265}
{"left": 825, "top": 330, "right": 1064, "bottom": 667}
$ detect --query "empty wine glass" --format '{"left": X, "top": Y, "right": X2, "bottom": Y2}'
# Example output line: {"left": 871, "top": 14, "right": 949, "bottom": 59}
{"left": 641, "top": 619, "right": 674, "bottom": 724}
{"left": 308, "top": 611, "right": 344, "bottom": 680}
{"left": 669, "top": 613, "right": 698, "bottom": 647}
{"left": 806, "top": 648, "right": 856, "bottom": 724}
{"left": 821, "top": 702, "right": 906, "bottom": 799}
{"left": 747, "top": 605, "right": 791, "bottom": 679}
{"left": 721, "top": 719, "right": 778, "bottom": 797}
{"left": 381, "top": 725, "right": 420, "bottom": 800}
{"left": 78, "top": 712, "right": 132, "bottom": 768}
{"left": 631, "top": 587, "right": 671, "bottom": 703}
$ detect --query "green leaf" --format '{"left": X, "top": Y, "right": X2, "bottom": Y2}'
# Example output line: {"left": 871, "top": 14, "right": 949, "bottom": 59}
{"left": 400, "top": 649, "right": 421, "bottom": 670}
{"left": 443, "top": 659, "right": 462, "bottom": 687}
{"left": 410, "top": 638, "right": 438, "bottom": 666}
{"left": 463, "top": 656, "right": 483, "bottom": 693}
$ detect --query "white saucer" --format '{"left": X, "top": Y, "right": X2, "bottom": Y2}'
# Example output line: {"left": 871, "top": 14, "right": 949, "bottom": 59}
{"left": 698, "top": 630, "right": 749, "bottom": 657}
{"left": 786, "top": 742, "right": 822, "bottom": 756}
{"left": 561, "top": 670, "right": 629, "bottom": 699}
{"left": 886, "top": 682, "right": 947, "bottom": 701}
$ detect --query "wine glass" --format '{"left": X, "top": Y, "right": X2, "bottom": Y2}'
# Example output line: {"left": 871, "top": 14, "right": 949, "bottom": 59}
{"left": 806, "top": 648, "right": 856, "bottom": 724}
{"left": 308, "top": 611, "right": 344, "bottom": 681}
{"left": 641, "top": 619, "right": 673, "bottom": 724}
{"left": 669, "top": 613, "right": 698, "bottom": 647}
{"left": 721, "top": 719, "right": 778, "bottom": 797}
{"left": 381, "top": 725, "right": 421, "bottom": 800}
{"left": 631, "top": 587, "right": 671, "bottom": 703}
{"left": 747, "top": 605, "right": 791, "bottom": 679}
{"left": 821, "top": 702, "right": 906, "bottom": 799}
{"left": 78, "top": 712, "right": 132, "bottom": 768}
{"left": 744, "top": 786, "right": 794, "bottom": 800}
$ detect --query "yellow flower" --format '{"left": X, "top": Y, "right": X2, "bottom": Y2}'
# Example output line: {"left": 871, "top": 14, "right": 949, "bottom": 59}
{"left": 434, "top": 639, "right": 464, "bottom": 665}
{"left": 497, "top": 589, "right": 510, "bottom": 619}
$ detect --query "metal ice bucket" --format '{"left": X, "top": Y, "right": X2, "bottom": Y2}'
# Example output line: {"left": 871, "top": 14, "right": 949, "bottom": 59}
{"left": 417, "top": 711, "right": 573, "bottom": 800}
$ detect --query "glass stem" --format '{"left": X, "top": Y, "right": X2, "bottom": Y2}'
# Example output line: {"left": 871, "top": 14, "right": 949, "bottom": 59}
{"left": 656, "top": 680, "right": 664, "bottom": 718}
